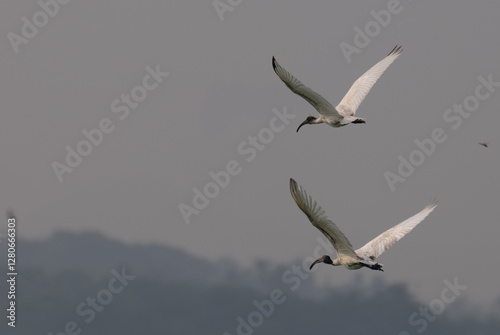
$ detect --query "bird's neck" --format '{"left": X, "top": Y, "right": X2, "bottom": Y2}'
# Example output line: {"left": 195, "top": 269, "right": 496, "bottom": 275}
{"left": 312, "top": 117, "right": 324, "bottom": 124}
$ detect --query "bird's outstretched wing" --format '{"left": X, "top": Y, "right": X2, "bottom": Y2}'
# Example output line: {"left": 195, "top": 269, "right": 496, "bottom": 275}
{"left": 290, "top": 178, "right": 358, "bottom": 259}
{"left": 356, "top": 199, "right": 437, "bottom": 260}
{"left": 273, "top": 57, "right": 340, "bottom": 118}
{"left": 336, "top": 45, "right": 403, "bottom": 116}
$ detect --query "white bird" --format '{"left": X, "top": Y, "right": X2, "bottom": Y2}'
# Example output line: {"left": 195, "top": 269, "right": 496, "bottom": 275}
{"left": 289, "top": 178, "right": 437, "bottom": 271}
{"left": 273, "top": 46, "right": 403, "bottom": 132}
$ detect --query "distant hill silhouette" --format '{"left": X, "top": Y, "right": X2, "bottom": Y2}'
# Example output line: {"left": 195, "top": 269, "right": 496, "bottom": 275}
{"left": 12, "top": 230, "right": 234, "bottom": 285}
{"left": 0, "top": 231, "right": 320, "bottom": 292}
{"left": 0, "top": 231, "right": 499, "bottom": 334}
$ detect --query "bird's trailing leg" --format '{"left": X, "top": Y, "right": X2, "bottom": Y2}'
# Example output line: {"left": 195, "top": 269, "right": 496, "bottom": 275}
{"left": 340, "top": 115, "right": 365, "bottom": 125}
{"left": 368, "top": 263, "right": 383, "bottom": 271}
{"left": 351, "top": 118, "right": 366, "bottom": 124}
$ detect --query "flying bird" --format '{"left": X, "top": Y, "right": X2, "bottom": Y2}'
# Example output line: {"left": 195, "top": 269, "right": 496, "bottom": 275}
{"left": 289, "top": 178, "right": 437, "bottom": 271}
{"left": 479, "top": 142, "right": 489, "bottom": 148}
{"left": 273, "top": 45, "right": 403, "bottom": 132}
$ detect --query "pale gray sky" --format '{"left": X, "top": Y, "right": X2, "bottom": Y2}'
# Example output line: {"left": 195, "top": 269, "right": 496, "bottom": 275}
{"left": 1, "top": 0, "right": 499, "bottom": 306}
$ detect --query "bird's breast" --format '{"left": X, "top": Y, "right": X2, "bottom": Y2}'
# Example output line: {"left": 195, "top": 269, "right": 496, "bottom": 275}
{"left": 324, "top": 119, "right": 347, "bottom": 128}
{"left": 345, "top": 263, "right": 364, "bottom": 270}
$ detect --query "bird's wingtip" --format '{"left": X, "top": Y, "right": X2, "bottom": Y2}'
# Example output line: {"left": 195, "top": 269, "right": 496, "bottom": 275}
{"left": 289, "top": 178, "right": 300, "bottom": 195}
{"left": 388, "top": 45, "right": 403, "bottom": 56}
{"left": 428, "top": 199, "right": 438, "bottom": 209}
{"left": 272, "top": 56, "right": 277, "bottom": 70}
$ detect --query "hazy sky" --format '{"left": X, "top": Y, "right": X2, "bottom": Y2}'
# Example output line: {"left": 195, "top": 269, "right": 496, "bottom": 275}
{"left": 1, "top": 0, "right": 499, "bottom": 306}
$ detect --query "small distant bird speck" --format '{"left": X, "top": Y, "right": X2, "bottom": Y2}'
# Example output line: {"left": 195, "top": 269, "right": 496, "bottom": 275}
{"left": 479, "top": 142, "right": 489, "bottom": 148}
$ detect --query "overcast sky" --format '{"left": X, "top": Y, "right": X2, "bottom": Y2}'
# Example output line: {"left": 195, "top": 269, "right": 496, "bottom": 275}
{"left": 1, "top": 0, "right": 499, "bottom": 307}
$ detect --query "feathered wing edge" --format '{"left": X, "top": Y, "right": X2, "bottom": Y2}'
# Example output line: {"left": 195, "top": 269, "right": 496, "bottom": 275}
{"left": 356, "top": 199, "right": 438, "bottom": 260}
{"left": 336, "top": 45, "right": 403, "bottom": 116}
{"left": 289, "top": 178, "right": 358, "bottom": 259}
{"left": 273, "top": 57, "right": 340, "bottom": 117}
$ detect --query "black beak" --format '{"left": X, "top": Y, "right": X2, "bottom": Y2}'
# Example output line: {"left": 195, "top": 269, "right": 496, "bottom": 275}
{"left": 296, "top": 119, "right": 309, "bottom": 132}
{"left": 309, "top": 259, "right": 322, "bottom": 270}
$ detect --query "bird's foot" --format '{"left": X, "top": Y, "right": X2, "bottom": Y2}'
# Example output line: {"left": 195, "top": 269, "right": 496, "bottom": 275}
{"left": 352, "top": 119, "right": 366, "bottom": 124}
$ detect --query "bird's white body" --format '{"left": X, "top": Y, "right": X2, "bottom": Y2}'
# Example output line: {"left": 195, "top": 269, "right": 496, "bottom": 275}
{"left": 273, "top": 46, "right": 403, "bottom": 131}
{"left": 308, "top": 113, "right": 353, "bottom": 128}
{"left": 289, "top": 178, "right": 437, "bottom": 271}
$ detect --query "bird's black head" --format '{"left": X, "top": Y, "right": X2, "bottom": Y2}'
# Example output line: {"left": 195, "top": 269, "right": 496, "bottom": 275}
{"left": 309, "top": 255, "right": 334, "bottom": 270}
{"left": 296, "top": 116, "right": 317, "bottom": 132}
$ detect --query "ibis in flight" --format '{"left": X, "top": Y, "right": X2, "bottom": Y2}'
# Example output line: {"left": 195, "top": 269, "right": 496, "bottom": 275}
{"left": 273, "top": 45, "right": 403, "bottom": 132}
{"left": 289, "top": 178, "right": 437, "bottom": 271}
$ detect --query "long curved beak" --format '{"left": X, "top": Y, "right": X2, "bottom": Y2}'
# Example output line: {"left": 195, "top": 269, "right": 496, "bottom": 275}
{"left": 309, "top": 259, "right": 322, "bottom": 270}
{"left": 296, "top": 119, "right": 309, "bottom": 132}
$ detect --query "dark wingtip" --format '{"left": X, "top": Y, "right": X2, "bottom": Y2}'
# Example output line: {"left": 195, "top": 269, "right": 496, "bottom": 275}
{"left": 388, "top": 45, "right": 403, "bottom": 56}
{"left": 289, "top": 178, "right": 297, "bottom": 194}
{"left": 272, "top": 56, "right": 277, "bottom": 70}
